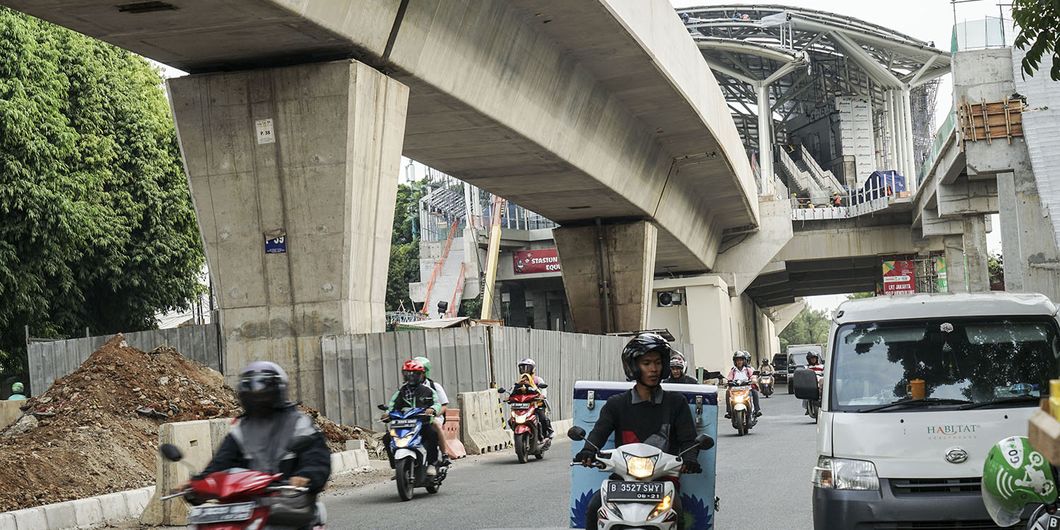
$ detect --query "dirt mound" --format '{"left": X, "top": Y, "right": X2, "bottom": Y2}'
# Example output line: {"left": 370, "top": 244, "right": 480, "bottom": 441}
{"left": 0, "top": 334, "right": 367, "bottom": 512}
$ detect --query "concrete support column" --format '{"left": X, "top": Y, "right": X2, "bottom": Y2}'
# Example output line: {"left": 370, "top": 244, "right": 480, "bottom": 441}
{"left": 683, "top": 278, "right": 732, "bottom": 372}
{"left": 554, "top": 221, "right": 657, "bottom": 334}
{"left": 507, "top": 285, "right": 528, "bottom": 327}
{"left": 756, "top": 84, "right": 774, "bottom": 194}
{"left": 169, "top": 60, "right": 409, "bottom": 408}
{"left": 900, "top": 87, "right": 917, "bottom": 185}
{"left": 998, "top": 170, "right": 1060, "bottom": 298}
{"left": 943, "top": 215, "right": 991, "bottom": 293}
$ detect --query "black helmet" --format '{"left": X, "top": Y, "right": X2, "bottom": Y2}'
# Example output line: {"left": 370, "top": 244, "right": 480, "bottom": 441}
{"left": 806, "top": 351, "right": 820, "bottom": 363}
{"left": 732, "top": 350, "right": 751, "bottom": 363}
{"left": 621, "top": 332, "right": 672, "bottom": 382}
{"left": 238, "top": 361, "right": 289, "bottom": 416}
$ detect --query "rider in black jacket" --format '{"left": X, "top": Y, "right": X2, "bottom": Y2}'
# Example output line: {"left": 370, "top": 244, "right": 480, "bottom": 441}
{"left": 202, "top": 361, "right": 331, "bottom": 494}
{"left": 574, "top": 333, "right": 701, "bottom": 530}
{"left": 662, "top": 352, "right": 698, "bottom": 384}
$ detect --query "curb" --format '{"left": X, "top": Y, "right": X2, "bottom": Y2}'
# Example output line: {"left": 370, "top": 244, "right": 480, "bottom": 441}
{"left": 0, "top": 446, "right": 372, "bottom": 530}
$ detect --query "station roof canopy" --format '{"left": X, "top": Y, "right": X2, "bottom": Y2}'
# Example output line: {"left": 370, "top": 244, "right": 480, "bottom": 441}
{"left": 678, "top": 5, "right": 951, "bottom": 148}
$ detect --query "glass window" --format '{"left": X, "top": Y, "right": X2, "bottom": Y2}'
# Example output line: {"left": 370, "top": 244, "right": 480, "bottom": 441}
{"left": 831, "top": 317, "right": 1060, "bottom": 411}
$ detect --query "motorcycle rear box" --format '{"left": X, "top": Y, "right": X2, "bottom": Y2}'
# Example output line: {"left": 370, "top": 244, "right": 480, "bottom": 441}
{"left": 568, "top": 381, "right": 718, "bottom": 529}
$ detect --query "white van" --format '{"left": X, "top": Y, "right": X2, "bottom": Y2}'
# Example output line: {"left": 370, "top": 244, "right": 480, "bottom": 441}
{"left": 802, "top": 292, "right": 1059, "bottom": 528}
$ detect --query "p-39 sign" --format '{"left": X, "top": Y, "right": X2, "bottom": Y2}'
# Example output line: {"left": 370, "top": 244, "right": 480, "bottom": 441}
{"left": 513, "top": 248, "right": 561, "bottom": 275}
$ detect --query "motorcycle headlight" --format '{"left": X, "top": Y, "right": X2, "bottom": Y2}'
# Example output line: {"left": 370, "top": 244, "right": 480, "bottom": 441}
{"left": 394, "top": 434, "right": 413, "bottom": 448}
{"left": 624, "top": 454, "right": 658, "bottom": 479}
{"left": 648, "top": 494, "right": 673, "bottom": 520}
{"left": 812, "top": 456, "right": 879, "bottom": 491}
{"left": 515, "top": 415, "right": 526, "bottom": 424}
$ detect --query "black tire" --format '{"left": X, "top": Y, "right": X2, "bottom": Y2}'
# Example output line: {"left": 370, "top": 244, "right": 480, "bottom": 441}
{"left": 534, "top": 452, "right": 544, "bottom": 460}
{"left": 515, "top": 432, "right": 528, "bottom": 464}
{"left": 737, "top": 410, "right": 748, "bottom": 436}
{"left": 396, "top": 458, "right": 415, "bottom": 501}
{"left": 426, "top": 480, "right": 439, "bottom": 494}
{"left": 808, "top": 401, "right": 819, "bottom": 421}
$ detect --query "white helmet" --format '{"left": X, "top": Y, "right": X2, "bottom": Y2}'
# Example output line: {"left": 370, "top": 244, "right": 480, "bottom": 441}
{"left": 518, "top": 358, "right": 536, "bottom": 374}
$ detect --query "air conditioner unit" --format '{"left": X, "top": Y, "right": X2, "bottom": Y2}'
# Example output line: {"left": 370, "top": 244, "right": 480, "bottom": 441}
{"left": 657, "top": 290, "right": 683, "bottom": 307}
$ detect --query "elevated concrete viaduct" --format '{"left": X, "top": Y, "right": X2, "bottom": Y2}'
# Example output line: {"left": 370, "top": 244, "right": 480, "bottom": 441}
{"left": 4, "top": 0, "right": 758, "bottom": 405}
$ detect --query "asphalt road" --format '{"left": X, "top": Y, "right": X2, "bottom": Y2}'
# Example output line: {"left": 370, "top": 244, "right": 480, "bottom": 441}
{"left": 321, "top": 387, "right": 818, "bottom": 530}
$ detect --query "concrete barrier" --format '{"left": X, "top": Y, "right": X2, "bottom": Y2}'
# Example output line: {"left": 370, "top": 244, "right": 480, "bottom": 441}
{"left": 552, "top": 418, "right": 574, "bottom": 439}
{"left": 0, "top": 400, "right": 23, "bottom": 431}
{"left": 458, "top": 389, "right": 512, "bottom": 454}
{"left": 442, "top": 408, "right": 467, "bottom": 459}
{"left": 139, "top": 418, "right": 229, "bottom": 526}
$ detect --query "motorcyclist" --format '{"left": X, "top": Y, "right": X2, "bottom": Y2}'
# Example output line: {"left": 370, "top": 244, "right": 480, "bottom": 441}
{"left": 512, "top": 357, "right": 553, "bottom": 438}
{"left": 574, "top": 332, "right": 701, "bottom": 530}
{"left": 413, "top": 356, "right": 452, "bottom": 465}
{"left": 725, "top": 351, "right": 762, "bottom": 418}
{"left": 199, "top": 361, "right": 331, "bottom": 495}
{"left": 759, "top": 359, "right": 775, "bottom": 376}
{"left": 8, "top": 382, "right": 26, "bottom": 401}
{"left": 663, "top": 352, "right": 697, "bottom": 384}
{"left": 381, "top": 359, "right": 443, "bottom": 475}
{"left": 804, "top": 352, "right": 825, "bottom": 416}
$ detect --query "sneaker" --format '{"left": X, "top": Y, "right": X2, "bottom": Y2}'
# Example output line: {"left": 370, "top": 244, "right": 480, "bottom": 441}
{"left": 754, "top": 411, "right": 763, "bottom": 418}
{"left": 724, "top": 413, "right": 731, "bottom": 419}
{"left": 426, "top": 465, "right": 438, "bottom": 477}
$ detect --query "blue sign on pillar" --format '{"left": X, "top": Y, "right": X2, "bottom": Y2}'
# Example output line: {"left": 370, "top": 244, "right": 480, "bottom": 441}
{"left": 264, "top": 230, "right": 287, "bottom": 254}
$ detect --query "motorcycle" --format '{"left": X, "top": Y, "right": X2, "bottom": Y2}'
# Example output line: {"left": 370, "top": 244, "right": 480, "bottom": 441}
{"left": 758, "top": 373, "right": 774, "bottom": 398}
{"left": 159, "top": 440, "right": 325, "bottom": 530}
{"left": 727, "top": 379, "right": 758, "bottom": 436}
{"left": 499, "top": 384, "right": 552, "bottom": 463}
{"left": 379, "top": 404, "right": 448, "bottom": 501}
{"left": 568, "top": 426, "right": 714, "bottom": 530}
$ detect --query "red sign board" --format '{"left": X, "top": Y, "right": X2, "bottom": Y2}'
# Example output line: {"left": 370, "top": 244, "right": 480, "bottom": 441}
{"left": 513, "top": 248, "right": 561, "bottom": 275}
{"left": 882, "top": 260, "right": 916, "bottom": 295}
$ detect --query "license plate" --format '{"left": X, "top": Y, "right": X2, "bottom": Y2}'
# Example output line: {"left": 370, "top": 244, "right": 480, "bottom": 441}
{"left": 510, "top": 403, "right": 531, "bottom": 410}
{"left": 605, "top": 481, "right": 665, "bottom": 502}
{"left": 1047, "top": 514, "right": 1060, "bottom": 529}
{"left": 389, "top": 419, "right": 418, "bottom": 429}
{"left": 187, "top": 502, "right": 255, "bottom": 524}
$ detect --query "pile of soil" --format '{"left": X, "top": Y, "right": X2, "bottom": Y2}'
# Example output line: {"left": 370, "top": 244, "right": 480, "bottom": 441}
{"left": 0, "top": 334, "right": 367, "bottom": 512}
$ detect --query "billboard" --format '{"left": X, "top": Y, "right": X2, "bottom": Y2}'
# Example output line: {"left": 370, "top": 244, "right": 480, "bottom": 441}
{"left": 882, "top": 260, "right": 916, "bottom": 295}
{"left": 513, "top": 248, "right": 561, "bottom": 275}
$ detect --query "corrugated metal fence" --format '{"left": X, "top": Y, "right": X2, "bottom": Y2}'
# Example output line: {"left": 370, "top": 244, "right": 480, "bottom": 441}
{"left": 27, "top": 325, "right": 221, "bottom": 397}
{"left": 321, "top": 326, "right": 693, "bottom": 430}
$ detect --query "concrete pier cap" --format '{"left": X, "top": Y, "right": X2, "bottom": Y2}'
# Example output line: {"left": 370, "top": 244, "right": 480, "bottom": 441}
{"left": 168, "top": 59, "right": 409, "bottom": 408}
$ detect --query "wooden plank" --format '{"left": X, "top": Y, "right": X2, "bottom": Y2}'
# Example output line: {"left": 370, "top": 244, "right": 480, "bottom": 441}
{"left": 321, "top": 335, "right": 340, "bottom": 420}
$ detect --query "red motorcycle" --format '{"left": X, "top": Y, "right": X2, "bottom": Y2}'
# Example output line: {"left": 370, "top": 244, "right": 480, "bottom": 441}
{"left": 159, "top": 442, "right": 325, "bottom": 530}
{"left": 500, "top": 384, "right": 552, "bottom": 463}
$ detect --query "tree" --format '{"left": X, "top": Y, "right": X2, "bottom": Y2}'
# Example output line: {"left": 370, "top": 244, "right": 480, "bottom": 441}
{"left": 847, "top": 292, "right": 874, "bottom": 300}
{"left": 1012, "top": 0, "right": 1060, "bottom": 80}
{"left": 386, "top": 182, "right": 424, "bottom": 311}
{"left": 0, "top": 9, "right": 203, "bottom": 375}
{"left": 779, "top": 307, "right": 831, "bottom": 351}
{"left": 988, "top": 253, "right": 1005, "bottom": 290}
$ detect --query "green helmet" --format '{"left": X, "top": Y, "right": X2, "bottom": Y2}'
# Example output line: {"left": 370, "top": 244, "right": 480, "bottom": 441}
{"left": 414, "top": 356, "right": 432, "bottom": 379}
{"left": 10, "top": 382, "right": 22, "bottom": 394}
{"left": 982, "top": 436, "right": 1058, "bottom": 527}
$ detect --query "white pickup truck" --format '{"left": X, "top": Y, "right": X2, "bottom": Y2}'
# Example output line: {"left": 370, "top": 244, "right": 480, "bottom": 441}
{"left": 797, "top": 292, "right": 1059, "bottom": 528}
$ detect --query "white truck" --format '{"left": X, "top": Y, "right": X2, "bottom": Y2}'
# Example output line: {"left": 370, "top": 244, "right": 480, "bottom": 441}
{"left": 795, "top": 292, "right": 1060, "bottom": 528}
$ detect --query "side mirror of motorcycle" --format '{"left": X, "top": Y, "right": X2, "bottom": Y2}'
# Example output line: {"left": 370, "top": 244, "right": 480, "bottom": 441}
{"left": 160, "top": 443, "right": 183, "bottom": 462}
{"left": 702, "top": 371, "right": 723, "bottom": 380}
{"left": 752, "top": 370, "right": 761, "bottom": 376}
{"left": 377, "top": 404, "right": 387, "bottom": 411}
{"left": 287, "top": 435, "right": 314, "bottom": 453}
{"left": 567, "top": 426, "right": 587, "bottom": 441}
{"left": 497, "top": 387, "right": 507, "bottom": 394}
{"left": 695, "top": 434, "right": 715, "bottom": 451}
{"left": 538, "top": 383, "right": 548, "bottom": 389}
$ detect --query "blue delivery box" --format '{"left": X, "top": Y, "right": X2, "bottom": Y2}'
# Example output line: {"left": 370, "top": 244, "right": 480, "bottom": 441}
{"left": 568, "top": 381, "right": 718, "bottom": 529}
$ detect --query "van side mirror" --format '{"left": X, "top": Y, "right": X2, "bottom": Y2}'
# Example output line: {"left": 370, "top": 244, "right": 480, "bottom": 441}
{"left": 792, "top": 368, "right": 822, "bottom": 400}
{"left": 567, "top": 426, "right": 587, "bottom": 441}
{"left": 160, "top": 443, "right": 183, "bottom": 462}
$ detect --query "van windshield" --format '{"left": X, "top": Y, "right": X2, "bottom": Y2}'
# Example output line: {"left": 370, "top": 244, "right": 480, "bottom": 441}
{"left": 831, "top": 317, "right": 1060, "bottom": 412}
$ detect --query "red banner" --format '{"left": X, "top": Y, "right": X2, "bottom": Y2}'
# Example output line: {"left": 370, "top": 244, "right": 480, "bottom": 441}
{"left": 882, "top": 260, "right": 916, "bottom": 295}
{"left": 513, "top": 248, "right": 561, "bottom": 274}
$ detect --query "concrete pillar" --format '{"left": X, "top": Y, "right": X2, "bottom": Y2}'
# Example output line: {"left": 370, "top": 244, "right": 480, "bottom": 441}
{"left": 900, "top": 87, "right": 917, "bottom": 184}
{"left": 998, "top": 170, "right": 1060, "bottom": 298}
{"left": 168, "top": 60, "right": 409, "bottom": 408}
{"left": 683, "top": 278, "right": 732, "bottom": 372}
{"left": 554, "top": 221, "right": 657, "bottom": 334}
{"left": 943, "top": 216, "right": 991, "bottom": 293}
{"left": 757, "top": 84, "right": 774, "bottom": 194}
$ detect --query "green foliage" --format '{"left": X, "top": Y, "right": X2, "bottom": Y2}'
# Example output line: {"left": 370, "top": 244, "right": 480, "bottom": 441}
{"left": 847, "top": 292, "right": 874, "bottom": 300}
{"left": 386, "top": 182, "right": 424, "bottom": 311}
{"left": 779, "top": 307, "right": 831, "bottom": 351}
{"left": 1013, "top": 0, "right": 1060, "bottom": 81}
{"left": 988, "top": 253, "right": 1005, "bottom": 289}
{"left": 0, "top": 9, "right": 203, "bottom": 373}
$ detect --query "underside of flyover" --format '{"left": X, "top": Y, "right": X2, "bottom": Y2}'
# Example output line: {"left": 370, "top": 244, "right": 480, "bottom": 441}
{"left": 746, "top": 257, "right": 883, "bottom": 307}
